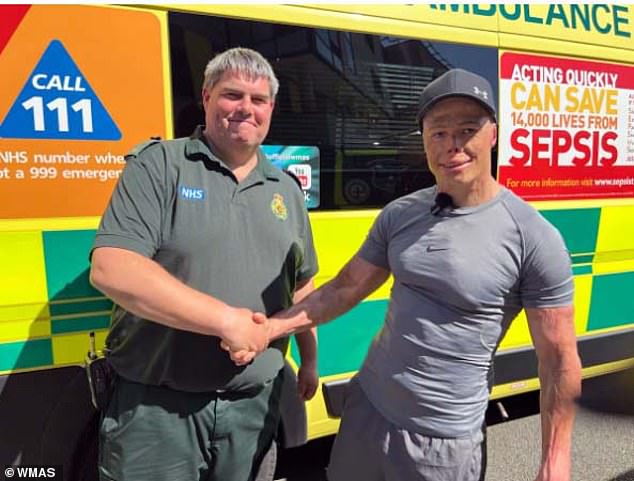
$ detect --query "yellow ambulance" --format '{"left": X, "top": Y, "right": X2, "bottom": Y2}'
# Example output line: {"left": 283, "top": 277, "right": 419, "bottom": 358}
{"left": 1, "top": 4, "right": 633, "bottom": 479}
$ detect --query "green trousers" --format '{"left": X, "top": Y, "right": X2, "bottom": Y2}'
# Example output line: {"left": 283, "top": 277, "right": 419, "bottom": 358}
{"left": 99, "top": 374, "right": 282, "bottom": 481}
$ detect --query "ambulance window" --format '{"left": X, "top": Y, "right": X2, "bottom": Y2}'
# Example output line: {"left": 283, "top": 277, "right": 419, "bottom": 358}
{"left": 168, "top": 12, "right": 498, "bottom": 210}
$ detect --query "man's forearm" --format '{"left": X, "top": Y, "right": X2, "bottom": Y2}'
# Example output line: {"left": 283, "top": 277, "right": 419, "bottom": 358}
{"left": 292, "top": 278, "right": 317, "bottom": 366}
{"left": 537, "top": 353, "right": 582, "bottom": 479}
{"left": 222, "top": 255, "right": 389, "bottom": 364}
{"left": 270, "top": 256, "right": 389, "bottom": 340}
{"left": 526, "top": 305, "right": 581, "bottom": 481}
{"left": 295, "top": 328, "right": 317, "bottom": 366}
{"left": 271, "top": 277, "right": 362, "bottom": 339}
{"left": 91, "top": 247, "right": 236, "bottom": 338}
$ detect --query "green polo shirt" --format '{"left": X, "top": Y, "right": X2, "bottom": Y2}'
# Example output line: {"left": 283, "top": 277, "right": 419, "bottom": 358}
{"left": 93, "top": 126, "right": 318, "bottom": 392}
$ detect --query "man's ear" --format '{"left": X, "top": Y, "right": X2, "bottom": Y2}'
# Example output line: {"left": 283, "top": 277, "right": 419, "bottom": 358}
{"left": 420, "top": 128, "right": 427, "bottom": 156}
{"left": 490, "top": 122, "right": 498, "bottom": 147}
{"left": 201, "top": 88, "right": 210, "bottom": 105}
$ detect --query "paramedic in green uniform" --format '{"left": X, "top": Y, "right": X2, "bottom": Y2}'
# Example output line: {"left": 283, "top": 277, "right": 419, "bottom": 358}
{"left": 90, "top": 47, "right": 319, "bottom": 481}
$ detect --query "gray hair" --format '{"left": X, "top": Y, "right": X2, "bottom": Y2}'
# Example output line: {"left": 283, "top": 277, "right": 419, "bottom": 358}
{"left": 203, "top": 47, "right": 279, "bottom": 99}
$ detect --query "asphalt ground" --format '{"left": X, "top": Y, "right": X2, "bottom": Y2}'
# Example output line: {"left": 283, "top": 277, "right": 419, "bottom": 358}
{"left": 487, "top": 367, "right": 634, "bottom": 481}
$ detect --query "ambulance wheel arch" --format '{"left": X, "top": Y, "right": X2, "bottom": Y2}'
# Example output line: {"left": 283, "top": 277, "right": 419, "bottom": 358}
{"left": 70, "top": 414, "right": 100, "bottom": 481}
{"left": 0, "top": 367, "right": 98, "bottom": 481}
{"left": 38, "top": 368, "right": 99, "bottom": 481}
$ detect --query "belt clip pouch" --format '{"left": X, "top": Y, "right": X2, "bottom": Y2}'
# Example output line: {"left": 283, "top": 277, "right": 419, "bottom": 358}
{"left": 85, "top": 331, "right": 115, "bottom": 410}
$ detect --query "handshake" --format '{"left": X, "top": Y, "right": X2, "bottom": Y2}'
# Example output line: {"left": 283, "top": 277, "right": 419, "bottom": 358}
{"left": 218, "top": 306, "right": 319, "bottom": 401}
{"left": 219, "top": 308, "right": 279, "bottom": 366}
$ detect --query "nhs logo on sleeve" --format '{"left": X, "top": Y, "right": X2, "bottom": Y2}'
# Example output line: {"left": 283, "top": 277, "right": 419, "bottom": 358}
{"left": 179, "top": 186, "right": 206, "bottom": 200}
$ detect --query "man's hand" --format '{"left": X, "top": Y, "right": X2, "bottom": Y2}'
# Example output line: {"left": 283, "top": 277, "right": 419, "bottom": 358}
{"left": 220, "top": 311, "right": 269, "bottom": 365}
{"left": 220, "top": 308, "right": 270, "bottom": 364}
{"left": 533, "top": 462, "right": 571, "bottom": 481}
{"left": 297, "top": 362, "right": 318, "bottom": 400}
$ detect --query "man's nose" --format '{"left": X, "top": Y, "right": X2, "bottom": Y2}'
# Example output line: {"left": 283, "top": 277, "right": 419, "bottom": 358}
{"left": 236, "top": 96, "right": 253, "bottom": 113}
{"left": 449, "top": 134, "right": 465, "bottom": 151}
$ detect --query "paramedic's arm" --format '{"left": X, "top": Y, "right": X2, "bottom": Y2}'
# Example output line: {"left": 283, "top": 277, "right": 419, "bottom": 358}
{"left": 90, "top": 246, "right": 269, "bottom": 352}
{"left": 293, "top": 278, "right": 318, "bottom": 400}
{"left": 254, "top": 254, "right": 388, "bottom": 344}
{"left": 526, "top": 305, "right": 582, "bottom": 481}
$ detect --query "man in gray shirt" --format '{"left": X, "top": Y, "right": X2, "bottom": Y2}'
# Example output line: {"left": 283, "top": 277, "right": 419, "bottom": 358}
{"left": 226, "top": 68, "right": 582, "bottom": 481}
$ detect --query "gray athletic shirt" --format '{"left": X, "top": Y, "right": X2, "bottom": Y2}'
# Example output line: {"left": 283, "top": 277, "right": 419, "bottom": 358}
{"left": 356, "top": 186, "right": 573, "bottom": 437}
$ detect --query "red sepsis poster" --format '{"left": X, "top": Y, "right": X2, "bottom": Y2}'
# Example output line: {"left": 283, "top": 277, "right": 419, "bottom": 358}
{"left": 498, "top": 52, "right": 634, "bottom": 200}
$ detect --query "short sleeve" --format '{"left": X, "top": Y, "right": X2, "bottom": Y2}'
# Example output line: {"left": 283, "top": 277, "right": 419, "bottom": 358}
{"left": 357, "top": 206, "right": 391, "bottom": 270}
{"left": 92, "top": 145, "right": 167, "bottom": 258}
{"left": 297, "top": 207, "right": 319, "bottom": 282}
{"left": 520, "top": 220, "right": 574, "bottom": 308}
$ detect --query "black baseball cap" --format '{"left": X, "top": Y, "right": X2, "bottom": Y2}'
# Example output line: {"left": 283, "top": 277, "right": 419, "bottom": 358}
{"left": 416, "top": 68, "right": 497, "bottom": 126}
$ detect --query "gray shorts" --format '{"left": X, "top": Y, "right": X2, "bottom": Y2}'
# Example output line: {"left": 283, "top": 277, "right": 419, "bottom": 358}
{"left": 327, "top": 377, "right": 486, "bottom": 481}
